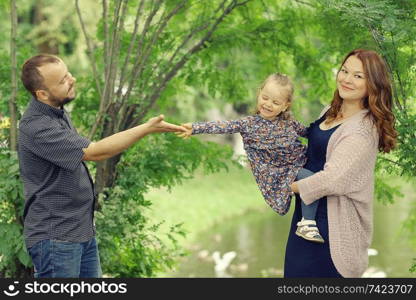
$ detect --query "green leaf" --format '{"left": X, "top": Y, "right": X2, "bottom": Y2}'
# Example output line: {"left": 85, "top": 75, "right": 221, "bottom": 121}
{"left": 17, "top": 248, "right": 32, "bottom": 267}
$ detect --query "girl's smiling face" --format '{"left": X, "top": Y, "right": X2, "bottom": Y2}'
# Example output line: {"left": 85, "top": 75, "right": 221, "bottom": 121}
{"left": 257, "top": 82, "right": 290, "bottom": 121}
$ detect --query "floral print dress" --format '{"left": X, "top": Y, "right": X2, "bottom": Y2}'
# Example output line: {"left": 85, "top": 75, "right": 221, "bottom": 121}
{"left": 192, "top": 114, "right": 307, "bottom": 215}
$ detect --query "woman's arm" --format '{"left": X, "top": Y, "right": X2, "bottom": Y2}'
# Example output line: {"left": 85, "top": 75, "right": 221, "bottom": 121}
{"left": 293, "top": 132, "right": 377, "bottom": 205}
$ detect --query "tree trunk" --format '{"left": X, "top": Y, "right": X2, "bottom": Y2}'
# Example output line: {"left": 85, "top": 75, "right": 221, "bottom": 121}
{"left": 94, "top": 103, "right": 123, "bottom": 202}
{"left": 95, "top": 155, "right": 122, "bottom": 201}
{"left": 9, "top": 0, "right": 32, "bottom": 279}
{"left": 9, "top": 0, "right": 18, "bottom": 151}
{"left": 32, "top": 0, "right": 59, "bottom": 54}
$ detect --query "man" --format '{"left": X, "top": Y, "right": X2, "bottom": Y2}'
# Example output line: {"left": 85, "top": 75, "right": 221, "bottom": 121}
{"left": 18, "top": 54, "right": 185, "bottom": 278}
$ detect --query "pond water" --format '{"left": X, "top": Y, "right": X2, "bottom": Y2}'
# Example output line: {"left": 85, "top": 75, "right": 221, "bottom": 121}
{"left": 166, "top": 194, "right": 416, "bottom": 278}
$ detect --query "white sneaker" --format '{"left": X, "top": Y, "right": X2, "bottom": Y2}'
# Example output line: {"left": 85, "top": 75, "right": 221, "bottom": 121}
{"left": 295, "top": 218, "right": 325, "bottom": 243}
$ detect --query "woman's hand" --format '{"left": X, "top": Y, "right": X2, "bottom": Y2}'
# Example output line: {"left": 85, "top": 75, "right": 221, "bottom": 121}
{"left": 290, "top": 182, "right": 299, "bottom": 194}
{"left": 175, "top": 123, "right": 193, "bottom": 139}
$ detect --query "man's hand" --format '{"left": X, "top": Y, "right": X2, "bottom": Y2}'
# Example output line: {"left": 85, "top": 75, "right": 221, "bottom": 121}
{"left": 175, "top": 123, "right": 192, "bottom": 139}
{"left": 145, "top": 115, "right": 187, "bottom": 133}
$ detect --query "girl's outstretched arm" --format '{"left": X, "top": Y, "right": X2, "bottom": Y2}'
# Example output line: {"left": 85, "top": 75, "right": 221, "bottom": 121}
{"left": 177, "top": 118, "right": 250, "bottom": 139}
{"left": 291, "top": 119, "right": 309, "bottom": 138}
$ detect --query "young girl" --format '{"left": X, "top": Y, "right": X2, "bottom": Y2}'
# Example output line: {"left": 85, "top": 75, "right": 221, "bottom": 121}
{"left": 178, "top": 74, "right": 324, "bottom": 243}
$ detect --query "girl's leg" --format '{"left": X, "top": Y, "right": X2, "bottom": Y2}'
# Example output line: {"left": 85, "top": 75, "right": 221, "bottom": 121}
{"left": 296, "top": 168, "right": 319, "bottom": 221}
{"left": 295, "top": 168, "right": 324, "bottom": 243}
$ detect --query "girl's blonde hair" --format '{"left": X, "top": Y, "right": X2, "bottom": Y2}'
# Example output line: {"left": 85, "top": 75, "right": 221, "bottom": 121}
{"left": 255, "top": 73, "right": 294, "bottom": 120}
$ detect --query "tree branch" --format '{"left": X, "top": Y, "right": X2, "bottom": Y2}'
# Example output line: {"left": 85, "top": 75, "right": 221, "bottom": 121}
{"left": 108, "top": 0, "right": 128, "bottom": 105}
{"left": 103, "top": 0, "right": 108, "bottom": 78}
{"left": 378, "top": 156, "right": 405, "bottom": 168}
{"left": 390, "top": 30, "right": 407, "bottom": 110}
{"left": 128, "top": 0, "right": 250, "bottom": 127}
{"left": 121, "top": 0, "right": 184, "bottom": 108}
{"left": 134, "top": 0, "right": 234, "bottom": 110}
{"left": 368, "top": 25, "right": 403, "bottom": 111}
{"left": 167, "top": 19, "right": 213, "bottom": 68}
{"left": 125, "top": 0, "right": 189, "bottom": 101}
{"left": 119, "top": 0, "right": 163, "bottom": 107}
{"left": 89, "top": 0, "right": 126, "bottom": 139}
{"left": 135, "top": 18, "right": 215, "bottom": 110}
{"left": 75, "top": 0, "right": 102, "bottom": 99}
{"left": 102, "top": 0, "right": 123, "bottom": 105}
{"left": 115, "top": 0, "right": 146, "bottom": 103}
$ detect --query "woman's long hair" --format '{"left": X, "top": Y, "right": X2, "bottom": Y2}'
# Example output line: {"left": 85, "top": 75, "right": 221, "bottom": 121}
{"left": 325, "top": 49, "right": 397, "bottom": 153}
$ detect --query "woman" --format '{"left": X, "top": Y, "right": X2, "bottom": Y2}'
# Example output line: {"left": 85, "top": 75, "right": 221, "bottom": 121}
{"left": 285, "top": 49, "right": 397, "bottom": 277}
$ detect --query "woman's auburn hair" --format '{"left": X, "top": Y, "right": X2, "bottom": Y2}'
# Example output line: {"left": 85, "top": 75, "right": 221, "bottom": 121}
{"left": 325, "top": 49, "right": 398, "bottom": 153}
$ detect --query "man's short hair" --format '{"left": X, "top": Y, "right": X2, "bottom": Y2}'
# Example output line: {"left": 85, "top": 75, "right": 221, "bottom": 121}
{"left": 21, "top": 54, "right": 61, "bottom": 97}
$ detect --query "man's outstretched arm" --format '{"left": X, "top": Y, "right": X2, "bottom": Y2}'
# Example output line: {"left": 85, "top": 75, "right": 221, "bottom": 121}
{"left": 83, "top": 115, "right": 185, "bottom": 161}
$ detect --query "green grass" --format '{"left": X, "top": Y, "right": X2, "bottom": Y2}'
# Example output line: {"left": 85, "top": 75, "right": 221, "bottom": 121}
{"left": 144, "top": 163, "right": 268, "bottom": 242}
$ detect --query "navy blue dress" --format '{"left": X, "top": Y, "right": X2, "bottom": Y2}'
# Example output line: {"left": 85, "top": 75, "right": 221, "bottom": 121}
{"left": 283, "top": 114, "right": 343, "bottom": 278}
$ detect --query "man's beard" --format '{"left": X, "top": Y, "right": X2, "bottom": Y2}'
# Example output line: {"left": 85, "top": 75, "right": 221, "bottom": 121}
{"left": 62, "top": 85, "right": 76, "bottom": 106}
{"left": 50, "top": 90, "right": 76, "bottom": 107}
{"left": 61, "top": 96, "right": 75, "bottom": 106}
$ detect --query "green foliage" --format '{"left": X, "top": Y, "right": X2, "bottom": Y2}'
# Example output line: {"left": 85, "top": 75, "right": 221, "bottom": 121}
{"left": 374, "top": 158, "right": 405, "bottom": 205}
{"left": 410, "top": 259, "right": 416, "bottom": 273}
{"left": 68, "top": 75, "right": 102, "bottom": 131}
{"left": 95, "top": 194, "right": 187, "bottom": 277}
{"left": 0, "top": 7, "right": 36, "bottom": 275}
{"left": 95, "top": 133, "right": 234, "bottom": 277}
{"left": 119, "top": 133, "right": 234, "bottom": 191}
{"left": 374, "top": 176, "right": 404, "bottom": 206}
{"left": 403, "top": 205, "right": 416, "bottom": 273}
{"left": 394, "top": 110, "right": 416, "bottom": 177}
{"left": 0, "top": 49, "right": 35, "bottom": 116}
{"left": 1, "top": 0, "right": 416, "bottom": 276}
{"left": 0, "top": 150, "right": 32, "bottom": 276}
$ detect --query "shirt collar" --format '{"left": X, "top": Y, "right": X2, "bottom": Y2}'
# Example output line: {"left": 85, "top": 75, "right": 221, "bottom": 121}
{"left": 29, "top": 97, "right": 65, "bottom": 119}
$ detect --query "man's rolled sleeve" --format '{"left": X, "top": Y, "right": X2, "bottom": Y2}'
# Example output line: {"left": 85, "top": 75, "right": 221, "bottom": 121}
{"left": 30, "top": 118, "right": 91, "bottom": 172}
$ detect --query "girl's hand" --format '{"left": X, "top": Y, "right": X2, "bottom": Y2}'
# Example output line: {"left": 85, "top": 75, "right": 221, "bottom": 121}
{"left": 175, "top": 123, "right": 193, "bottom": 139}
{"left": 290, "top": 182, "right": 299, "bottom": 194}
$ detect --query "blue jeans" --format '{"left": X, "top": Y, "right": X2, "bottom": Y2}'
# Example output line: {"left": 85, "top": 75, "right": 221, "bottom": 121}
{"left": 27, "top": 237, "right": 102, "bottom": 278}
{"left": 296, "top": 168, "right": 318, "bottom": 220}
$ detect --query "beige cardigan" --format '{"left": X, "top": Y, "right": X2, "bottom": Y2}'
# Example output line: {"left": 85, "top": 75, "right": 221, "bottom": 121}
{"left": 297, "top": 106, "right": 379, "bottom": 278}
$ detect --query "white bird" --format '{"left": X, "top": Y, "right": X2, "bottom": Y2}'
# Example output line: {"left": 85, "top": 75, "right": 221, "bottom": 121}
{"left": 212, "top": 251, "right": 237, "bottom": 278}
{"left": 367, "top": 248, "right": 379, "bottom": 256}
{"left": 362, "top": 267, "right": 387, "bottom": 278}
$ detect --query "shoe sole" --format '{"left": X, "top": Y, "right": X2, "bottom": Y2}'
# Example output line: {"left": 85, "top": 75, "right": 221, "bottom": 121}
{"left": 295, "top": 231, "right": 325, "bottom": 244}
